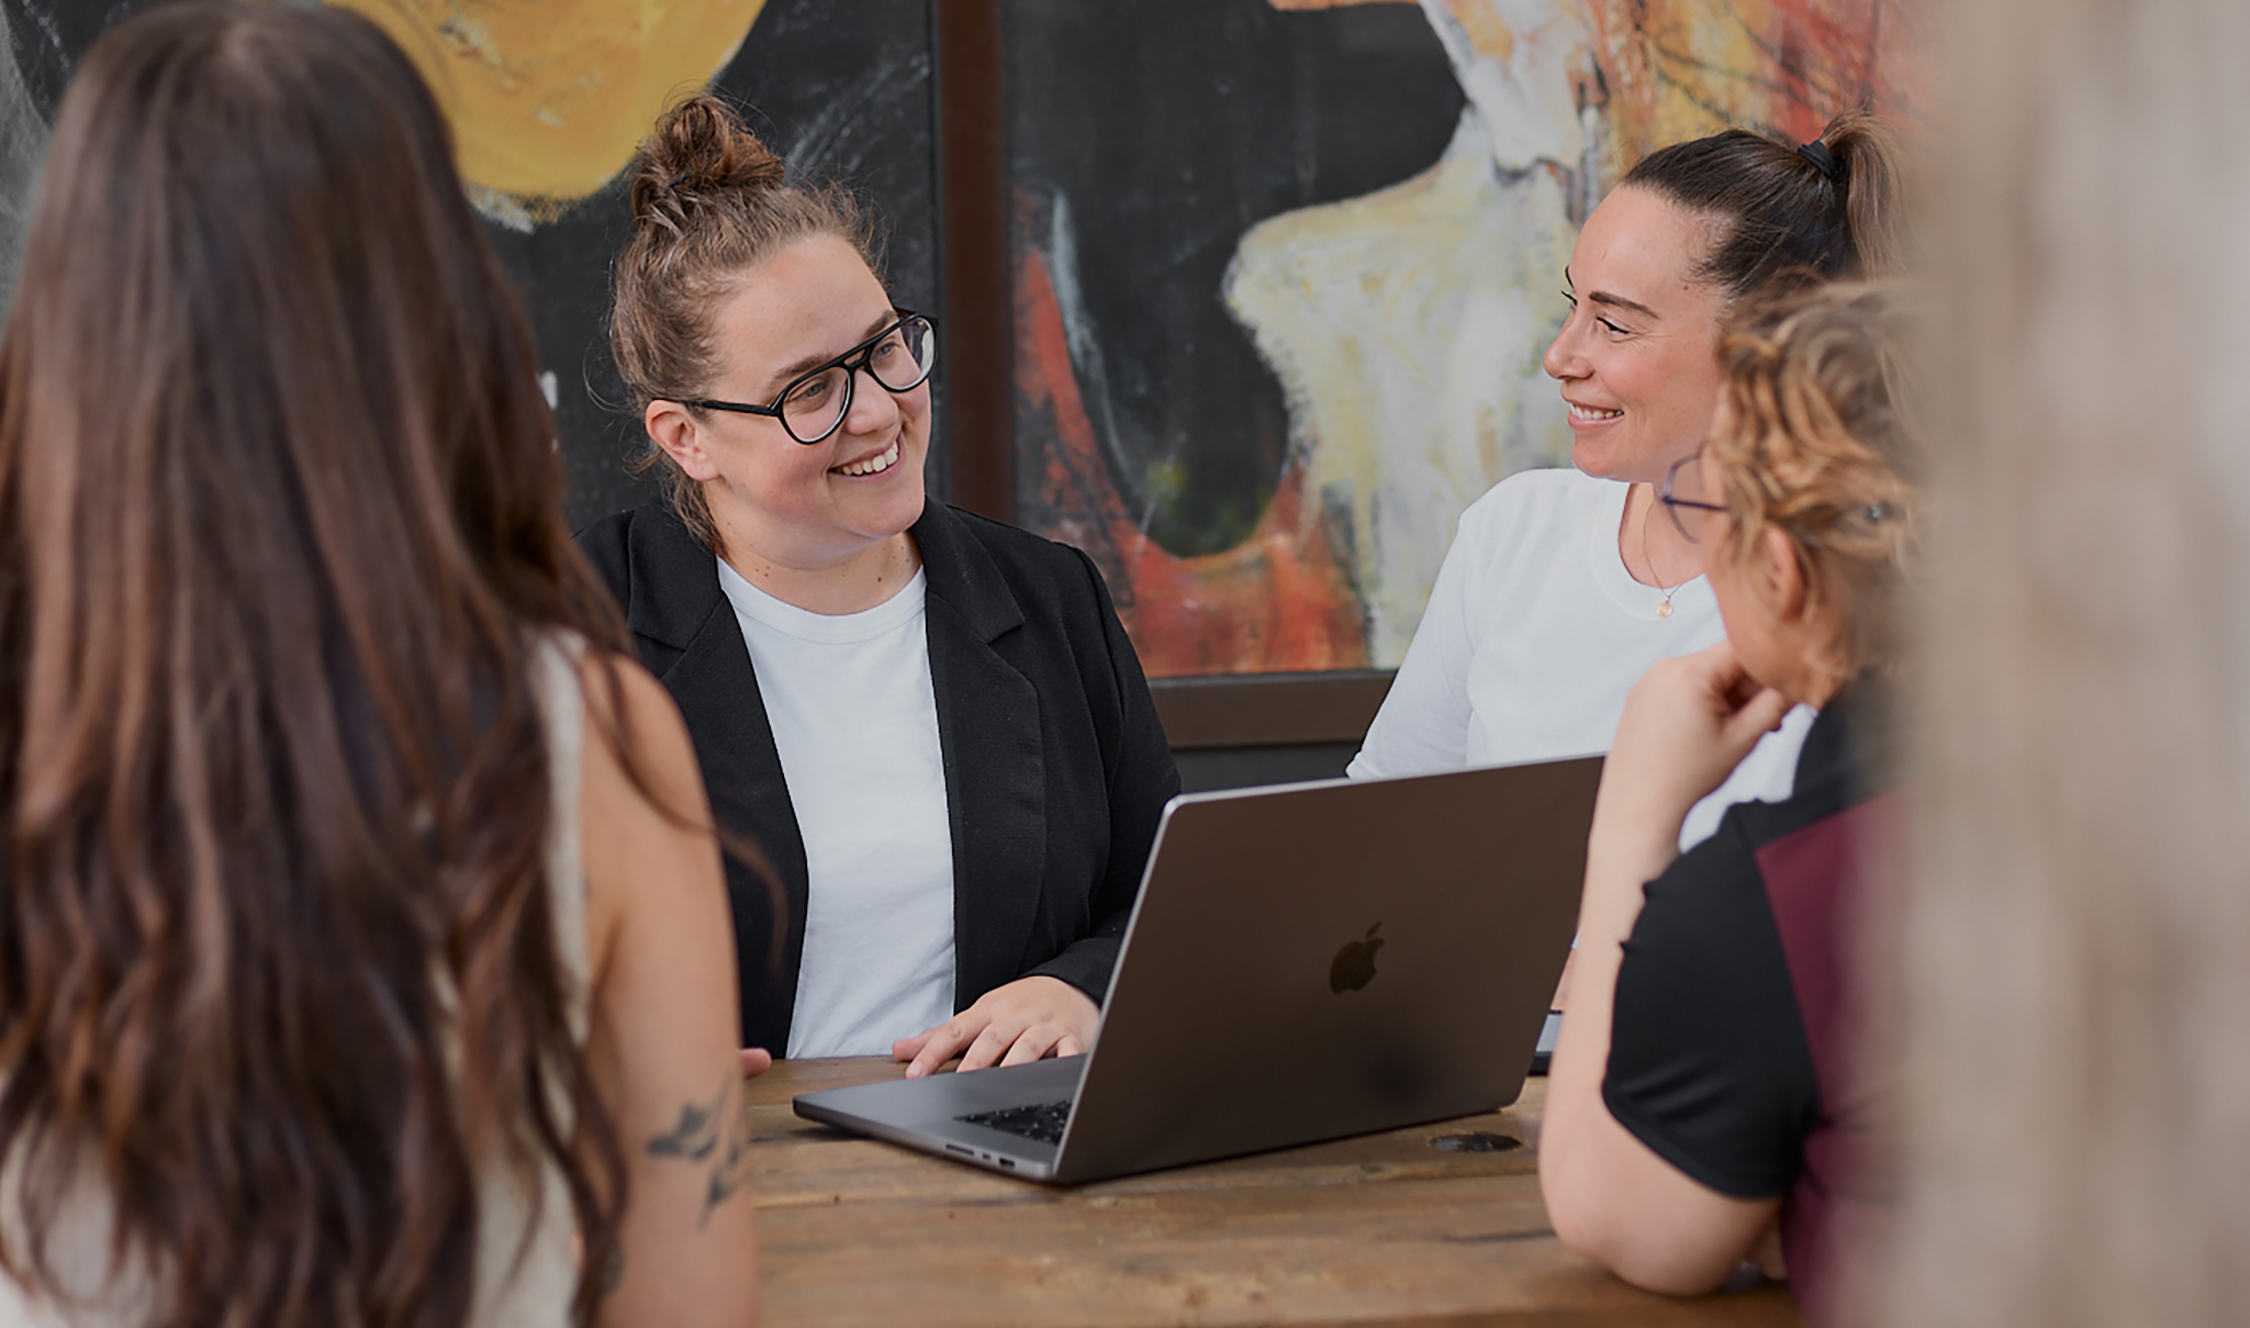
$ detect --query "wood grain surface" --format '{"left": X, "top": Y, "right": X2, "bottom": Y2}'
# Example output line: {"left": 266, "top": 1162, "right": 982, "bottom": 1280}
{"left": 747, "top": 1058, "right": 1804, "bottom": 1327}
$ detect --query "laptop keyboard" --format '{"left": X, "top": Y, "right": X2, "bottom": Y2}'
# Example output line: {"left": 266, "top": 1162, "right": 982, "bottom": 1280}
{"left": 957, "top": 1099, "right": 1073, "bottom": 1146}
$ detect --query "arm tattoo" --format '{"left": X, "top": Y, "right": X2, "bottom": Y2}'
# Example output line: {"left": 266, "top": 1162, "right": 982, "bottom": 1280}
{"left": 703, "top": 1092, "right": 756, "bottom": 1220}
{"left": 646, "top": 1072, "right": 757, "bottom": 1228}
{"left": 646, "top": 1079, "right": 724, "bottom": 1162}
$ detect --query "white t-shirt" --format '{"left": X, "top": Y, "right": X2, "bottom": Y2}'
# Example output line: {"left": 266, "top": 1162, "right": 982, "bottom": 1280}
{"left": 716, "top": 559, "right": 957, "bottom": 1059}
{"left": 1349, "top": 467, "right": 1813, "bottom": 848}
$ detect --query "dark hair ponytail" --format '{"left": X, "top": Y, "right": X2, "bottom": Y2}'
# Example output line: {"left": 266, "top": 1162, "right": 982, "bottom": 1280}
{"left": 1622, "top": 109, "right": 1906, "bottom": 300}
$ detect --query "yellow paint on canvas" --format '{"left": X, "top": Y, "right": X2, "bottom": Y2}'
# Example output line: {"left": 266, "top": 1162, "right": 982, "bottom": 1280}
{"left": 1589, "top": 0, "right": 1920, "bottom": 172}
{"left": 1429, "top": 0, "right": 1516, "bottom": 63}
{"left": 329, "top": 0, "right": 764, "bottom": 212}
{"left": 1602, "top": 0, "right": 1771, "bottom": 166}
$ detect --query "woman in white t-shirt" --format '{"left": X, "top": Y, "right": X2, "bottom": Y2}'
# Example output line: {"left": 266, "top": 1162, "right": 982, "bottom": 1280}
{"left": 580, "top": 97, "right": 1179, "bottom": 1076}
{"left": 1351, "top": 111, "right": 1904, "bottom": 848}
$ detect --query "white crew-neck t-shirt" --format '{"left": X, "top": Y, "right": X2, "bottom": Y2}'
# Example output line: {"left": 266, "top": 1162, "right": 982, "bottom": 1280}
{"left": 1349, "top": 467, "right": 1813, "bottom": 848}
{"left": 715, "top": 558, "right": 956, "bottom": 1058}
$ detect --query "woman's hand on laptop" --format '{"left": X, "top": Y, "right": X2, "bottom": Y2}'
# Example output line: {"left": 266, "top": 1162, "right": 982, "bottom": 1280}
{"left": 894, "top": 976, "right": 1099, "bottom": 1078}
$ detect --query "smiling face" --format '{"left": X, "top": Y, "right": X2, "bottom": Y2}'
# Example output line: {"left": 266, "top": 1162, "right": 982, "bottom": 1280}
{"left": 1542, "top": 186, "right": 1729, "bottom": 485}
{"left": 655, "top": 233, "right": 930, "bottom": 581}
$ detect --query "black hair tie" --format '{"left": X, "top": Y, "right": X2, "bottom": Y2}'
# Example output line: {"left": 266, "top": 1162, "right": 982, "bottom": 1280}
{"left": 665, "top": 171, "right": 694, "bottom": 193}
{"left": 1798, "top": 140, "right": 1845, "bottom": 185}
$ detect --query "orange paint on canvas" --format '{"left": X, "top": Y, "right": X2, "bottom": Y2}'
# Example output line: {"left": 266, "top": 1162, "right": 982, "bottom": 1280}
{"left": 1015, "top": 245, "right": 1368, "bottom": 678}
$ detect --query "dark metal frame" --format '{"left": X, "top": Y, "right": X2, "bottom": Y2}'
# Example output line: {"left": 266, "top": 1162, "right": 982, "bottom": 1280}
{"left": 1659, "top": 450, "right": 1727, "bottom": 542}
{"left": 933, "top": 0, "right": 1013, "bottom": 521}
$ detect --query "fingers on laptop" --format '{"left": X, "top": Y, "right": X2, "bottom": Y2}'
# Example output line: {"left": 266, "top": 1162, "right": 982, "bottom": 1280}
{"left": 999, "top": 1026, "right": 1085, "bottom": 1068}
{"left": 897, "top": 976, "right": 1099, "bottom": 1077}
{"left": 890, "top": 1027, "right": 937, "bottom": 1073}
{"left": 951, "top": 1012, "right": 1072, "bottom": 1073}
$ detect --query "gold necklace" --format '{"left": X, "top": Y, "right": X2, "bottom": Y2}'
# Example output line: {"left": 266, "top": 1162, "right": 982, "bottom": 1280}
{"left": 1639, "top": 486, "right": 1682, "bottom": 619}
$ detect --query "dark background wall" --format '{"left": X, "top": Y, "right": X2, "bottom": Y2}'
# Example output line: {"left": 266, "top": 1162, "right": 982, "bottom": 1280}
{"left": 0, "top": 0, "right": 942, "bottom": 530}
{"left": 484, "top": 0, "right": 945, "bottom": 529}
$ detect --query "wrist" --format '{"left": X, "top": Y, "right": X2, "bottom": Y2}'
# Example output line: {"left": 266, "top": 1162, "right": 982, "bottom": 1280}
{"left": 1589, "top": 793, "right": 1690, "bottom": 864}
{"left": 1582, "top": 826, "right": 1681, "bottom": 931}
{"left": 1595, "top": 767, "right": 1708, "bottom": 827}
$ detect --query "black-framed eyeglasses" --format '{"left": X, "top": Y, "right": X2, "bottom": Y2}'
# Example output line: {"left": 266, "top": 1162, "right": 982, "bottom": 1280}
{"left": 1659, "top": 449, "right": 1729, "bottom": 543}
{"left": 684, "top": 310, "right": 937, "bottom": 445}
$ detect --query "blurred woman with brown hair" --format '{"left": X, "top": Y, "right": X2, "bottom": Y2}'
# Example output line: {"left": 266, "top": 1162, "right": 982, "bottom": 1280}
{"left": 0, "top": 5, "right": 756, "bottom": 1325}
{"left": 1538, "top": 281, "right": 1921, "bottom": 1326}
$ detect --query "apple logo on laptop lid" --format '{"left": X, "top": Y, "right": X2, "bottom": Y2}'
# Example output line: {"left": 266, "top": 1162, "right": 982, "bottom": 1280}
{"left": 1329, "top": 923, "right": 1383, "bottom": 994}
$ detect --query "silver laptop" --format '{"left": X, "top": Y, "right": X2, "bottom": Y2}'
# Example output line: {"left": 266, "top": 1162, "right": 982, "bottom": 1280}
{"left": 792, "top": 755, "right": 1601, "bottom": 1184}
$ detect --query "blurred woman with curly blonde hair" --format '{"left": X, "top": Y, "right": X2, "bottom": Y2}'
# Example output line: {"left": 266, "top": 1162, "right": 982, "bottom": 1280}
{"left": 1540, "top": 281, "right": 1921, "bottom": 1326}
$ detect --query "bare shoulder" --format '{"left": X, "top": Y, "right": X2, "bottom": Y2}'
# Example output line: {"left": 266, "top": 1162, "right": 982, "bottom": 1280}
{"left": 575, "top": 647, "right": 679, "bottom": 738}
{"left": 572, "top": 648, "right": 719, "bottom": 979}
{"left": 572, "top": 651, "right": 704, "bottom": 800}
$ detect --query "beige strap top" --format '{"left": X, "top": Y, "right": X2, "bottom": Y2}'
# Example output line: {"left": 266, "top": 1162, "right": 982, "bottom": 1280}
{"left": 0, "top": 633, "right": 593, "bottom": 1327}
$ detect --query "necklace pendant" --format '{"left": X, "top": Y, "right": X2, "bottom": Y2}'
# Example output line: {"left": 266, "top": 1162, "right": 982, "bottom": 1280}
{"left": 1657, "top": 600, "right": 1673, "bottom": 619}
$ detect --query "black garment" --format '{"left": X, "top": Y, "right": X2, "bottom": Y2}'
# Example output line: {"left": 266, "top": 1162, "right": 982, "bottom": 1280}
{"left": 1601, "top": 683, "right": 1900, "bottom": 1326}
{"left": 576, "top": 499, "right": 1180, "bottom": 1054}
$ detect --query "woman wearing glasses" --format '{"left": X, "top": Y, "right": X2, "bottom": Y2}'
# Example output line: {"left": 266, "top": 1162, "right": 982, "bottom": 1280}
{"left": 1349, "top": 113, "right": 1903, "bottom": 850}
{"left": 579, "top": 95, "right": 1178, "bottom": 1075}
{"left": 1539, "top": 282, "right": 1919, "bottom": 1324}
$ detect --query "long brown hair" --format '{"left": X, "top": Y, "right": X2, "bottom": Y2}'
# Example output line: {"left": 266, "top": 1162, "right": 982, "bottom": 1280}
{"left": 609, "top": 93, "right": 881, "bottom": 549}
{"left": 0, "top": 5, "right": 631, "bottom": 1324}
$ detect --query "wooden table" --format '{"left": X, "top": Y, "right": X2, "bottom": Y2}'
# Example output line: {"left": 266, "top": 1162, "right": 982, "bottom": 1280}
{"left": 747, "top": 1058, "right": 1803, "bottom": 1327}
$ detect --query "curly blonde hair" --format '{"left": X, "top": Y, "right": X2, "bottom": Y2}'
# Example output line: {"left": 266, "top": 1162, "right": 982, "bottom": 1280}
{"left": 1707, "top": 280, "right": 1925, "bottom": 678}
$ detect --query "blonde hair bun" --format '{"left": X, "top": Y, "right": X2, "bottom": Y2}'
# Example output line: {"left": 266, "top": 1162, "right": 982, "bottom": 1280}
{"left": 628, "top": 94, "right": 785, "bottom": 230}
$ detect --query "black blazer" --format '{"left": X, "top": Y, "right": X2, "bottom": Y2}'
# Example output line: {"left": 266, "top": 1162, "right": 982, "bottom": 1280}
{"left": 576, "top": 498, "right": 1180, "bottom": 1053}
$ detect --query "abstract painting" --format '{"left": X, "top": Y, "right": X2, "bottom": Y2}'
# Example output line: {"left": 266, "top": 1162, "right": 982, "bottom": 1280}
{"left": 0, "top": 0, "right": 1919, "bottom": 682}
{"left": 1008, "top": 0, "right": 1920, "bottom": 677}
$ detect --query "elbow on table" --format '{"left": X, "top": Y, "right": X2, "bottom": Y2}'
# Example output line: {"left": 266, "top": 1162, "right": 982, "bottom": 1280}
{"left": 1550, "top": 1206, "right": 1743, "bottom": 1297}
{"left": 1540, "top": 1155, "right": 1747, "bottom": 1298}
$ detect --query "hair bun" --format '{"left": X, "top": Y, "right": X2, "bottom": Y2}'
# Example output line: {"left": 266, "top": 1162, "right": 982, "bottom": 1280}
{"left": 628, "top": 94, "right": 784, "bottom": 226}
